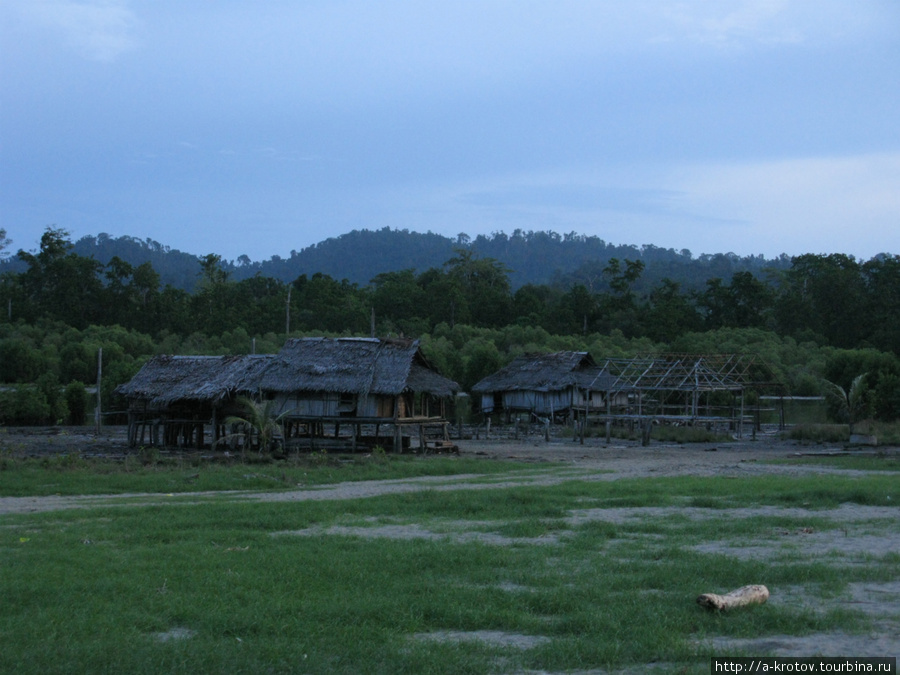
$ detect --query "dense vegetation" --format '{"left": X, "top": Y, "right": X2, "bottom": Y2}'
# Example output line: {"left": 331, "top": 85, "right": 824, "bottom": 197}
{"left": 0, "top": 226, "right": 898, "bottom": 426}
{"left": 1, "top": 227, "right": 788, "bottom": 292}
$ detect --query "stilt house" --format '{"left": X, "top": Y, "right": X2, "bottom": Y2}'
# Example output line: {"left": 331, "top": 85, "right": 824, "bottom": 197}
{"left": 117, "top": 337, "right": 459, "bottom": 451}
{"left": 256, "top": 337, "right": 459, "bottom": 451}
{"left": 472, "top": 351, "right": 612, "bottom": 421}
{"left": 116, "top": 354, "right": 273, "bottom": 447}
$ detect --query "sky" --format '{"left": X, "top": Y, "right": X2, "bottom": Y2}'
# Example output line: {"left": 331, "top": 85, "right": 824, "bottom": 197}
{"left": 1, "top": 0, "right": 899, "bottom": 263}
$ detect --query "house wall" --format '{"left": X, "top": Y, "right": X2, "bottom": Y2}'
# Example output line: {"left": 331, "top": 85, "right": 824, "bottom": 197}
{"left": 487, "top": 388, "right": 575, "bottom": 415}
{"left": 272, "top": 392, "right": 397, "bottom": 419}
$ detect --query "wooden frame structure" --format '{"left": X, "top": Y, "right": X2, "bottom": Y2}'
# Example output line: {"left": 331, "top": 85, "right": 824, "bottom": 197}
{"left": 584, "top": 353, "right": 783, "bottom": 439}
{"left": 473, "top": 351, "right": 782, "bottom": 439}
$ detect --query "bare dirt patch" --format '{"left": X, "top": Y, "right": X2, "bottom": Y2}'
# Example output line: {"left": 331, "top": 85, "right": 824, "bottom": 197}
{"left": 411, "top": 629, "right": 552, "bottom": 650}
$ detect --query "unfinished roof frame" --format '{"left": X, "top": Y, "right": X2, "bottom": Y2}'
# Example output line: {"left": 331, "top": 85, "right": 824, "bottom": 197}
{"left": 582, "top": 353, "right": 784, "bottom": 439}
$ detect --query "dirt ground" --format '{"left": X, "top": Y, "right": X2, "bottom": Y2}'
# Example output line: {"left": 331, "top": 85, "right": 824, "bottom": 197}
{"left": 1, "top": 425, "right": 898, "bottom": 512}
{"left": 2, "top": 425, "right": 898, "bottom": 661}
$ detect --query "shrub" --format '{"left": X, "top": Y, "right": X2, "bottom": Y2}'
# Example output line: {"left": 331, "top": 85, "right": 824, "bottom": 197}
{"left": 37, "top": 372, "right": 67, "bottom": 424}
{"left": 65, "top": 381, "right": 89, "bottom": 426}
{"left": 12, "top": 386, "right": 51, "bottom": 425}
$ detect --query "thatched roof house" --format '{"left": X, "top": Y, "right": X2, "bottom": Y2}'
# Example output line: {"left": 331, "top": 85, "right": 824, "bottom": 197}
{"left": 116, "top": 338, "right": 459, "bottom": 449}
{"left": 472, "top": 351, "right": 612, "bottom": 418}
{"left": 258, "top": 337, "right": 458, "bottom": 419}
{"left": 117, "top": 354, "right": 273, "bottom": 408}
{"left": 116, "top": 354, "right": 273, "bottom": 447}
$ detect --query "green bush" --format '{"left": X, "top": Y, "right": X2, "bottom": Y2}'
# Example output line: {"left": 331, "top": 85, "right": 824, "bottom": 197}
{"left": 12, "top": 386, "right": 51, "bottom": 425}
{"left": 784, "top": 424, "right": 849, "bottom": 443}
{"left": 65, "top": 381, "right": 89, "bottom": 426}
{"left": 874, "top": 372, "right": 900, "bottom": 422}
{"left": 0, "top": 339, "right": 45, "bottom": 383}
{"left": 36, "top": 373, "right": 67, "bottom": 424}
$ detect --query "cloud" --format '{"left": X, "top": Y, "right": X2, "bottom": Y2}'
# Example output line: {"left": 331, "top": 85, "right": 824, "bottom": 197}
{"left": 654, "top": 0, "right": 881, "bottom": 49}
{"left": 20, "top": 0, "right": 139, "bottom": 61}
{"left": 668, "top": 153, "right": 900, "bottom": 258}
{"left": 459, "top": 183, "right": 680, "bottom": 216}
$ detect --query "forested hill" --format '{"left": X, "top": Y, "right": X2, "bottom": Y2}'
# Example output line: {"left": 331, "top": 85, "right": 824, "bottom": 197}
{"left": 3, "top": 227, "right": 789, "bottom": 292}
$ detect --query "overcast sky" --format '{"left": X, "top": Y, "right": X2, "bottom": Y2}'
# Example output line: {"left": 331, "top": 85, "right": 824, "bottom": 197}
{"left": 2, "top": 1, "right": 898, "bottom": 262}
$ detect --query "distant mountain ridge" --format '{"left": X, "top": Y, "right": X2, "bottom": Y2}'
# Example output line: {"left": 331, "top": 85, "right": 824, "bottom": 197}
{"left": 3, "top": 227, "right": 791, "bottom": 293}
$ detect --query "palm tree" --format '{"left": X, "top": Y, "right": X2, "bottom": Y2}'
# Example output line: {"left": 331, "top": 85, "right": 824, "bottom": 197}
{"left": 824, "top": 373, "right": 869, "bottom": 434}
{"left": 217, "top": 396, "right": 291, "bottom": 457}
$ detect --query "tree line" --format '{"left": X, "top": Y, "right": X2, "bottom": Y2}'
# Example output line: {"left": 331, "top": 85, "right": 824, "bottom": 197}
{"left": 1, "top": 227, "right": 898, "bottom": 425}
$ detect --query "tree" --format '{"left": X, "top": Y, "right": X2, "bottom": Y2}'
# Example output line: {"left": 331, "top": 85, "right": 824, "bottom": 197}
{"left": 444, "top": 250, "right": 513, "bottom": 328}
{"left": 599, "top": 258, "right": 645, "bottom": 336}
{"left": 774, "top": 254, "right": 866, "bottom": 347}
{"left": 862, "top": 255, "right": 900, "bottom": 353}
{"left": 370, "top": 269, "right": 426, "bottom": 333}
{"left": 16, "top": 227, "right": 104, "bottom": 327}
{"left": 643, "top": 279, "right": 702, "bottom": 343}
{"left": 219, "top": 396, "right": 291, "bottom": 457}
{"left": 65, "top": 381, "right": 89, "bottom": 425}
{"left": 192, "top": 253, "right": 238, "bottom": 334}
{"left": 823, "top": 374, "right": 870, "bottom": 433}
{"left": 0, "top": 228, "right": 10, "bottom": 259}
{"left": 700, "top": 272, "right": 773, "bottom": 330}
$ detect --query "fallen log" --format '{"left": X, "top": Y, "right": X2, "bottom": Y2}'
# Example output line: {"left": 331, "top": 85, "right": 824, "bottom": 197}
{"left": 697, "top": 584, "right": 769, "bottom": 611}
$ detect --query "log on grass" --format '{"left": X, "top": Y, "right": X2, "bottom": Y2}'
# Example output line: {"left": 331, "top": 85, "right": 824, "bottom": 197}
{"left": 696, "top": 584, "right": 769, "bottom": 611}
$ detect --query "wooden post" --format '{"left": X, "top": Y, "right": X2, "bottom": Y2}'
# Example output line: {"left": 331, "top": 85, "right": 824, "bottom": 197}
{"left": 779, "top": 395, "right": 785, "bottom": 431}
{"left": 641, "top": 417, "right": 652, "bottom": 446}
{"left": 605, "top": 396, "right": 611, "bottom": 443}
{"left": 95, "top": 347, "right": 102, "bottom": 434}
{"left": 127, "top": 411, "right": 136, "bottom": 446}
{"left": 582, "top": 396, "right": 589, "bottom": 445}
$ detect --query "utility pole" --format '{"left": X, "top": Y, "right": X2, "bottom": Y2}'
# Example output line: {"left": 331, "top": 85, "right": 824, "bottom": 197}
{"left": 285, "top": 285, "right": 292, "bottom": 336}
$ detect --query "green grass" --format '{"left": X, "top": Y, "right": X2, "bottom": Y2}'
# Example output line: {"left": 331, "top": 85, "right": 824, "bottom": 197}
{"left": 852, "top": 419, "right": 900, "bottom": 445}
{"left": 784, "top": 424, "right": 850, "bottom": 443}
{"left": 2, "top": 470, "right": 897, "bottom": 673}
{"left": 0, "top": 453, "right": 546, "bottom": 497}
{"left": 784, "top": 419, "right": 900, "bottom": 445}
{"left": 766, "top": 454, "right": 900, "bottom": 472}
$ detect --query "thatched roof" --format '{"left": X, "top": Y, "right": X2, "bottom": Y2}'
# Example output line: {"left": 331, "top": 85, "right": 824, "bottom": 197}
{"left": 256, "top": 337, "right": 459, "bottom": 397}
{"left": 116, "top": 354, "right": 273, "bottom": 406}
{"left": 472, "top": 351, "right": 611, "bottom": 394}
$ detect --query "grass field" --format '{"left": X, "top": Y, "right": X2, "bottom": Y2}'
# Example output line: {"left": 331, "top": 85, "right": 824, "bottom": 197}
{"left": 2, "top": 454, "right": 898, "bottom": 674}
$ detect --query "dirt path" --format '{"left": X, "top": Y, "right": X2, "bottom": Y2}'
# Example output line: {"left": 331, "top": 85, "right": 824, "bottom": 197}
{"left": 2, "top": 431, "right": 896, "bottom": 515}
